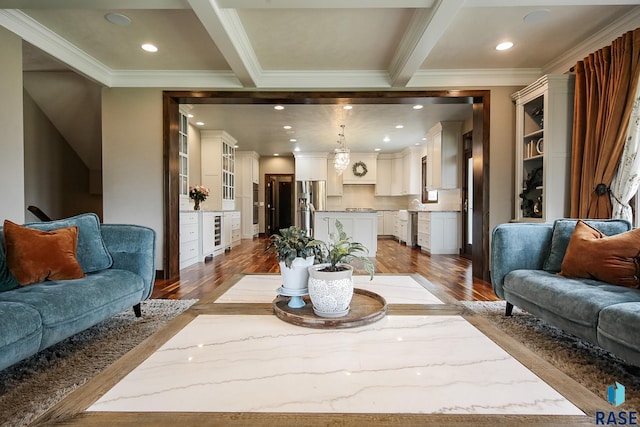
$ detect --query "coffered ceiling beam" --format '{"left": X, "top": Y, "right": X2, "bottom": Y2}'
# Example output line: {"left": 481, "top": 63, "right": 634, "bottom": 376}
{"left": 388, "top": 0, "right": 464, "bottom": 88}
{"left": 216, "top": 0, "right": 435, "bottom": 8}
{"left": 189, "top": 0, "right": 261, "bottom": 88}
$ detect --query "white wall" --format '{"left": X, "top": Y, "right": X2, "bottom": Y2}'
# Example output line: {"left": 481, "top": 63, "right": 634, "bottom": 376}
{"left": 0, "top": 28, "right": 25, "bottom": 223}
{"left": 101, "top": 88, "right": 164, "bottom": 267}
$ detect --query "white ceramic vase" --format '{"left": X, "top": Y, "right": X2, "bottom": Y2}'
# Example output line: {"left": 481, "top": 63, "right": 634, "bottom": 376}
{"left": 279, "top": 256, "right": 314, "bottom": 291}
{"left": 307, "top": 263, "right": 354, "bottom": 318}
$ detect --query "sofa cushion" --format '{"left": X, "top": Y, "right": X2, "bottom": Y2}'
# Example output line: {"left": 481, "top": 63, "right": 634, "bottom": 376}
{"left": 597, "top": 303, "right": 640, "bottom": 366}
{"left": 0, "top": 301, "right": 42, "bottom": 371}
{"left": 0, "top": 269, "right": 144, "bottom": 350}
{"left": 560, "top": 221, "right": 640, "bottom": 288}
{"left": 24, "top": 213, "right": 113, "bottom": 274}
{"left": 542, "top": 218, "right": 631, "bottom": 273}
{"left": 503, "top": 269, "right": 640, "bottom": 343}
{"left": 0, "top": 245, "right": 19, "bottom": 292}
{"left": 3, "top": 220, "right": 85, "bottom": 285}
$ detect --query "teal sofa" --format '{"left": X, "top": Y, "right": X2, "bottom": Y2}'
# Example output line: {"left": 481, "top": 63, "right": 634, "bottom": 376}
{"left": 491, "top": 219, "right": 640, "bottom": 367}
{"left": 0, "top": 213, "right": 155, "bottom": 371}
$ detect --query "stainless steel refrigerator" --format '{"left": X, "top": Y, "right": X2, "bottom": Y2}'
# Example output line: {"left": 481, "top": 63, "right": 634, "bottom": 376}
{"left": 296, "top": 180, "right": 326, "bottom": 237}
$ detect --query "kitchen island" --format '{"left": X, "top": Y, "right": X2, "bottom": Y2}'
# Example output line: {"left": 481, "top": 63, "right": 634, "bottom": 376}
{"left": 314, "top": 211, "right": 377, "bottom": 257}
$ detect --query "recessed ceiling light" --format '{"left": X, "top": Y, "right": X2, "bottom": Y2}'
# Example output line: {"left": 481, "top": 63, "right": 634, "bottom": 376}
{"left": 294, "top": 147, "right": 300, "bottom": 152}
{"left": 496, "top": 42, "right": 513, "bottom": 51}
{"left": 343, "top": 105, "right": 353, "bottom": 110}
{"left": 415, "top": 143, "right": 420, "bottom": 146}
{"left": 289, "top": 139, "right": 297, "bottom": 142}
{"left": 141, "top": 43, "right": 158, "bottom": 53}
{"left": 234, "top": 145, "right": 239, "bottom": 149}
{"left": 283, "top": 125, "right": 292, "bottom": 130}
{"left": 523, "top": 9, "right": 550, "bottom": 24}
{"left": 104, "top": 12, "right": 131, "bottom": 26}
{"left": 274, "top": 153, "right": 279, "bottom": 156}
{"left": 395, "top": 125, "right": 404, "bottom": 129}
{"left": 413, "top": 105, "right": 423, "bottom": 110}
{"left": 187, "top": 114, "right": 194, "bottom": 118}
{"left": 374, "top": 148, "right": 381, "bottom": 152}
{"left": 195, "top": 121, "right": 204, "bottom": 126}
{"left": 383, "top": 136, "right": 390, "bottom": 142}
{"left": 274, "top": 105, "right": 284, "bottom": 110}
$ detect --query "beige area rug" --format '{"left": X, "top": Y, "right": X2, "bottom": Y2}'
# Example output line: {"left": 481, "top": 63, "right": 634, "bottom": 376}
{"left": 461, "top": 301, "right": 640, "bottom": 411}
{"left": 1, "top": 299, "right": 638, "bottom": 426}
{"left": 0, "top": 299, "right": 197, "bottom": 427}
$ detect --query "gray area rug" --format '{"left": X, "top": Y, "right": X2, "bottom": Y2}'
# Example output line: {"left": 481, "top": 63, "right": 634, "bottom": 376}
{"left": 461, "top": 301, "right": 640, "bottom": 410}
{"left": 0, "top": 299, "right": 197, "bottom": 427}
{"left": 1, "top": 300, "right": 638, "bottom": 426}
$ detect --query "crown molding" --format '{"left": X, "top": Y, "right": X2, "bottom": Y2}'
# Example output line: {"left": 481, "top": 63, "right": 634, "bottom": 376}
{"left": 109, "top": 70, "right": 243, "bottom": 88}
{"left": 0, "top": 9, "right": 112, "bottom": 86}
{"left": 543, "top": 6, "right": 640, "bottom": 74}
{"left": 408, "top": 68, "right": 543, "bottom": 87}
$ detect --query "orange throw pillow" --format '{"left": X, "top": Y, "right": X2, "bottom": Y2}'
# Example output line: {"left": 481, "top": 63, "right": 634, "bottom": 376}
{"left": 3, "top": 220, "right": 85, "bottom": 286}
{"left": 559, "top": 220, "right": 640, "bottom": 288}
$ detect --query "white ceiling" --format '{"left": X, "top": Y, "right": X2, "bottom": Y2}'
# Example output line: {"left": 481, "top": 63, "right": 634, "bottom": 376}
{"left": 1, "top": 0, "right": 639, "bottom": 159}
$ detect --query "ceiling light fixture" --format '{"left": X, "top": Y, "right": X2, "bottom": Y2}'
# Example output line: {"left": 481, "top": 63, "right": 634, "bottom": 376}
{"left": 289, "top": 138, "right": 297, "bottom": 142}
{"left": 496, "top": 41, "right": 513, "bottom": 51}
{"left": 141, "top": 43, "right": 158, "bottom": 53}
{"left": 104, "top": 12, "right": 131, "bottom": 26}
{"left": 274, "top": 153, "right": 279, "bottom": 156}
{"left": 334, "top": 124, "right": 350, "bottom": 175}
{"left": 343, "top": 105, "right": 353, "bottom": 110}
{"left": 413, "top": 105, "right": 423, "bottom": 110}
{"left": 283, "top": 125, "right": 292, "bottom": 130}
{"left": 523, "top": 9, "right": 550, "bottom": 24}
{"left": 395, "top": 125, "right": 404, "bottom": 129}
{"left": 274, "top": 105, "right": 284, "bottom": 110}
{"left": 195, "top": 121, "right": 204, "bottom": 126}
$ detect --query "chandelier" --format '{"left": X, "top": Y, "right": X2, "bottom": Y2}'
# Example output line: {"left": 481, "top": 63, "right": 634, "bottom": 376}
{"left": 334, "top": 124, "right": 350, "bottom": 174}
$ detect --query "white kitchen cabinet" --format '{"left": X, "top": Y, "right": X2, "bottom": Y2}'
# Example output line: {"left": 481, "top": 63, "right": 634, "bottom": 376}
{"left": 236, "top": 151, "right": 259, "bottom": 239}
{"left": 382, "top": 211, "right": 397, "bottom": 236}
{"left": 179, "top": 212, "right": 199, "bottom": 269}
{"left": 294, "top": 153, "right": 328, "bottom": 181}
{"left": 425, "top": 122, "right": 462, "bottom": 190}
{"left": 314, "top": 211, "right": 377, "bottom": 256}
{"left": 327, "top": 157, "right": 343, "bottom": 196}
{"left": 375, "top": 156, "right": 392, "bottom": 196}
{"left": 397, "top": 210, "right": 409, "bottom": 244}
{"left": 377, "top": 211, "right": 384, "bottom": 235}
{"left": 201, "top": 130, "right": 236, "bottom": 211}
{"left": 390, "top": 154, "right": 403, "bottom": 196}
{"left": 402, "top": 147, "right": 421, "bottom": 195}
{"left": 417, "top": 211, "right": 459, "bottom": 255}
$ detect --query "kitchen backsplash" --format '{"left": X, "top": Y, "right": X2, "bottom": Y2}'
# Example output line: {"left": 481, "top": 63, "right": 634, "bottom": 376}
{"left": 326, "top": 184, "right": 461, "bottom": 211}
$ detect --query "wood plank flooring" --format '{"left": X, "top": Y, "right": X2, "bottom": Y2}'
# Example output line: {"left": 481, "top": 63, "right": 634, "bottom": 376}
{"left": 152, "top": 236, "right": 500, "bottom": 302}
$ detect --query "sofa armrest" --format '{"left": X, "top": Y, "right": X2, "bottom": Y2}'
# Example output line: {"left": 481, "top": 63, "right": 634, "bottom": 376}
{"left": 100, "top": 224, "right": 156, "bottom": 300}
{"left": 490, "top": 222, "right": 553, "bottom": 299}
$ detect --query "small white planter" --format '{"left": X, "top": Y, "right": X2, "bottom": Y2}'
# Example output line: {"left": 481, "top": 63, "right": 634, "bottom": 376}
{"left": 307, "top": 263, "right": 354, "bottom": 318}
{"left": 279, "top": 256, "right": 314, "bottom": 291}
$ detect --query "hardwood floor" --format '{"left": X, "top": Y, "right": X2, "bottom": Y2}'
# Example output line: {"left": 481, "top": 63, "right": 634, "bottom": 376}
{"left": 152, "top": 236, "right": 500, "bottom": 302}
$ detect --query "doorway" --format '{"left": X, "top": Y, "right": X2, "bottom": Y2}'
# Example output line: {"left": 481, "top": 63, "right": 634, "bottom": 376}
{"left": 461, "top": 131, "right": 473, "bottom": 259}
{"left": 265, "top": 174, "right": 295, "bottom": 236}
{"left": 162, "top": 90, "right": 491, "bottom": 282}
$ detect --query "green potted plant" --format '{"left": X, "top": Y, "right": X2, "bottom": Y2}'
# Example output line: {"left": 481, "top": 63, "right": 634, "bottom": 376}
{"left": 307, "top": 219, "right": 375, "bottom": 317}
{"left": 265, "top": 226, "right": 322, "bottom": 307}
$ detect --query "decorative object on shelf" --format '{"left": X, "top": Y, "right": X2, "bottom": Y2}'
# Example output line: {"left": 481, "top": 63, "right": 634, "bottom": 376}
{"left": 265, "top": 226, "right": 322, "bottom": 308}
{"left": 189, "top": 185, "right": 209, "bottom": 210}
{"left": 307, "top": 219, "right": 374, "bottom": 317}
{"left": 352, "top": 161, "right": 368, "bottom": 177}
{"left": 536, "top": 138, "right": 544, "bottom": 155}
{"left": 333, "top": 124, "right": 350, "bottom": 175}
{"left": 533, "top": 196, "right": 543, "bottom": 218}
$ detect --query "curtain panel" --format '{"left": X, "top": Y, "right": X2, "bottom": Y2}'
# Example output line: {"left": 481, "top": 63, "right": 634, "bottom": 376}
{"left": 570, "top": 28, "right": 640, "bottom": 219}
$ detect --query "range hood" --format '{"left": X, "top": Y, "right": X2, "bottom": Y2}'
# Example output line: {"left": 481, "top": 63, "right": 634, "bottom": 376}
{"left": 341, "top": 153, "right": 378, "bottom": 184}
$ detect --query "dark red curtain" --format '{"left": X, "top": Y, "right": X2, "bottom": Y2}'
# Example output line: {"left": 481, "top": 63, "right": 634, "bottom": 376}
{"left": 570, "top": 28, "right": 640, "bottom": 218}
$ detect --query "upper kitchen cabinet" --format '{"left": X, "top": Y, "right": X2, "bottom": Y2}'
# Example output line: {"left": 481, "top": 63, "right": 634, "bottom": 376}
{"left": 426, "top": 122, "right": 462, "bottom": 190}
{"left": 401, "top": 147, "right": 421, "bottom": 195}
{"left": 201, "top": 130, "right": 236, "bottom": 211}
{"left": 294, "top": 152, "right": 328, "bottom": 181}
{"left": 342, "top": 153, "right": 378, "bottom": 185}
{"left": 375, "top": 154, "right": 393, "bottom": 196}
{"left": 512, "top": 74, "right": 575, "bottom": 222}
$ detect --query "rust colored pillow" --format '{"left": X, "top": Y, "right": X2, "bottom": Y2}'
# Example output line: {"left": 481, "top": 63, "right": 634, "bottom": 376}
{"left": 559, "top": 220, "right": 640, "bottom": 288}
{"left": 3, "top": 220, "right": 85, "bottom": 286}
